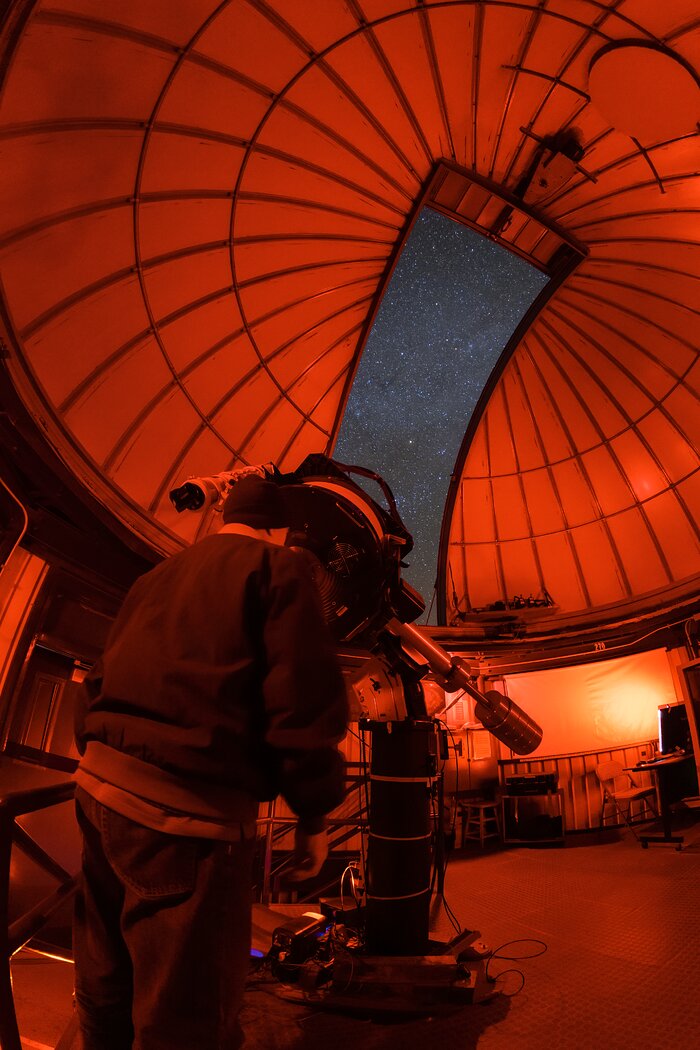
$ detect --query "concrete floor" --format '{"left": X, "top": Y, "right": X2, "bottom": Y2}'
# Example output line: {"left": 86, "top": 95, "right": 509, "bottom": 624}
{"left": 12, "top": 950, "right": 75, "bottom": 1050}
{"left": 11, "top": 814, "right": 700, "bottom": 1050}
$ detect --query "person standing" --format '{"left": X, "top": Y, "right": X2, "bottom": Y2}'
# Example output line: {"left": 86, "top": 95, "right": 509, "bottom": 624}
{"left": 73, "top": 476, "right": 348, "bottom": 1049}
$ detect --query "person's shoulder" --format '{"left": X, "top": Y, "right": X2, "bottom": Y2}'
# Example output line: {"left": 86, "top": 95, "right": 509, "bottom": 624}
{"left": 192, "top": 531, "right": 269, "bottom": 552}
{"left": 266, "top": 541, "right": 303, "bottom": 569}
{"left": 181, "top": 531, "right": 300, "bottom": 574}
{"left": 145, "top": 534, "right": 262, "bottom": 577}
{"left": 194, "top": 532, "right": 275, "bottom": 569}
{"left": 266, "top": 543, "right": 315, "bottom": 585}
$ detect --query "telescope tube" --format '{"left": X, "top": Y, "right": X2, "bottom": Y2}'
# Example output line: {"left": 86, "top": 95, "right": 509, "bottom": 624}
{"left": 385, "top": 619, "right": 543, "bottom": 755}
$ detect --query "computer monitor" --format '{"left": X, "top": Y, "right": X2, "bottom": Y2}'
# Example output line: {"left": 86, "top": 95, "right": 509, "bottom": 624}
{"left": 658, "top": 703, "right": 691, "bottom": 754}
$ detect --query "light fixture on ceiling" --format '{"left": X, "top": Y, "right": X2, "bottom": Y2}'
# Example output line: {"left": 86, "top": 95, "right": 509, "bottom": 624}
{"left": 588, "top": 41, "right": 700, "bottom": 145}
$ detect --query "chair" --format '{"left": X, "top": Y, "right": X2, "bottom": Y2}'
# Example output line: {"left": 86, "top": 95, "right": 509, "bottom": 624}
{"left": 595, "top": 760, "right": 658, "bottom": 840}
{"left": 458, "top": 799, "right": 501, "bottom": 848}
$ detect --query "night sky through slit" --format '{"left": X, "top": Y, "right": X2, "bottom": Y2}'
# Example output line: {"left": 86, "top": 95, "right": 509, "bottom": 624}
{"left": 333, "top": 208, "right": 549, "bottom": 622}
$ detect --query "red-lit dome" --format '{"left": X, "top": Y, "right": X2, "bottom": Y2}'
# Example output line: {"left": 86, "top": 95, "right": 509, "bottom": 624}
{"left": 0, "top": 0, "right": 698, "bottom": 628}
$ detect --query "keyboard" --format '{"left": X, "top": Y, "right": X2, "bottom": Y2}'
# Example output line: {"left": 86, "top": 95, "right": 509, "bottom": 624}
{"left": 638, "top": 751, "right": 687, "bottom": 765}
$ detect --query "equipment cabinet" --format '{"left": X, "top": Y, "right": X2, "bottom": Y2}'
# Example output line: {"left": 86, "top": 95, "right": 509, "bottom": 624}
{"left": 501, "top": 789, "right": 565, "bottom": 845}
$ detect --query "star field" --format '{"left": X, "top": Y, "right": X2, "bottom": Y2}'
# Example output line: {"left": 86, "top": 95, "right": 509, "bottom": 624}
{"left": 334, "top": 208, "right": 548, "bottom": 621}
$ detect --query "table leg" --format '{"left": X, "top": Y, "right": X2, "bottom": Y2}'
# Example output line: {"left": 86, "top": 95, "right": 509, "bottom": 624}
{"left": 639, "top": 767, "right": 683, "bottom": 850}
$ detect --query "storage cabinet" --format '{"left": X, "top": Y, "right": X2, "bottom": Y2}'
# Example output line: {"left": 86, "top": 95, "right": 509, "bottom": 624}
{"left": 501, "top": 789, "right": 565, "bottom": 845}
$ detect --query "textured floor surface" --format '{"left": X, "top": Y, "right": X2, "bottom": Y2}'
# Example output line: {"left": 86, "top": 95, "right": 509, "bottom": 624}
{"left": 12, "top": 817, "right": 700, "bottom": 1050}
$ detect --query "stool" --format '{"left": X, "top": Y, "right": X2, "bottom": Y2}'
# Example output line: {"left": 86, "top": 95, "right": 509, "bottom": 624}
{"left": 459, "top": 800, "right": 501, "bottom": 848}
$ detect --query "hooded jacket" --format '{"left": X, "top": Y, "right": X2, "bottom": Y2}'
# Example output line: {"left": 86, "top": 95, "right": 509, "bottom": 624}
{"left": 75, "top": 531, "right": 348, "bottom": 836}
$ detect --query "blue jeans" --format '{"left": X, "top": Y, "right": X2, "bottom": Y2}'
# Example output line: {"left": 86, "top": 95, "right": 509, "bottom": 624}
{"left": 73, "top": 788, "right": 256, "bottom": 1050}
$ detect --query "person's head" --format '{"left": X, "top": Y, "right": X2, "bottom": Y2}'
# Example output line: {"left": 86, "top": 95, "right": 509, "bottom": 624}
{"left": 220, "top": 476, "right": 289, "bottom": 545}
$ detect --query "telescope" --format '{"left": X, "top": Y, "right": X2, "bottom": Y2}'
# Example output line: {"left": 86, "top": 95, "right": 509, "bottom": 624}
{"left": 170, "top": 455, "right": 542, "bottom": 752}
{"left": 170, "top": 455, "right": 542, "bottom": 957}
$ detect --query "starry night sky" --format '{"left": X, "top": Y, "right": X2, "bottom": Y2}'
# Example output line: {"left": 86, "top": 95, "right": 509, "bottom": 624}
{"left": 334, "top": 208, "right": 548, "bottom": 621}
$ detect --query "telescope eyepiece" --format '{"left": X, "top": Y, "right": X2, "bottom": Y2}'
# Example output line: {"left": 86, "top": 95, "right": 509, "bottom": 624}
{"left": 169, "top": 482, "right": 206, "bottom": 512}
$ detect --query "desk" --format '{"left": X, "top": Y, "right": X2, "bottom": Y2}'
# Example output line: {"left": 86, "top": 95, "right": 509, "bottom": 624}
{"left": 625, "top": 754, "right": 696, "bottom": 850}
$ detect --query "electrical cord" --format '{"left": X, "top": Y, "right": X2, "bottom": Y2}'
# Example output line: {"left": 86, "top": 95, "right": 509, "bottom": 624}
{"left": 345, "top": 720, "right": 369, "bottom": 894}
{"left": 429, "top": 718, "right": 466, "bottom": 936}
{"left": 428, "top": 795, "right": 462, "bottom": 936}
{"left": 487, "top": 967, "right": 525, "bottom": 997}
{"left": 440, "top": 896, "right": 463, "bottom": 936}
{"left": 484, "top": 938, "right": 548, "bottom": 998}
{"left": 339, "top": 863, "right": 361, "bottom": 913}
{"left": 344, "top": 723, "right": 364, "bottom": 744}
{"left": 435, "top": 718, "right": 460, "bottom": 837}
{"left": 358, "top": 723, "right": 371, "bottom": 883}
{"left": 318, "top": 725, "right": 369, "bottom": 956}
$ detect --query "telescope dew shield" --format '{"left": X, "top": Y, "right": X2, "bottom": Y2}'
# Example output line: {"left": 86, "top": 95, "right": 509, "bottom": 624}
{"left": 365, "top": 720, "right": 435, "bottom": 956}
{"left": 474, "top": 690, "right": 542, "bottom": 755}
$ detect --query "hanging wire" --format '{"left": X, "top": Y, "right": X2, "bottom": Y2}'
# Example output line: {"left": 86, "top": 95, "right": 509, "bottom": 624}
{"left": 0, "top": 476, "right": 29, "bottom": 575}
{"left": 684, "top": 618, "right": 699, "bottom": 659}
{"left": 435, "top": 717, "right": 460, "bottom": 836}
{"left": 344, "top": 723, "right": 364, "bottom": 744}
{"left": 357, "top": 723, "right": 371, "bottom": 885}
{"left": 429, "top": 793, "right": 462, "bottom": 936}
{"left": 428, "top": 717, "right": 466, "bottom": 934}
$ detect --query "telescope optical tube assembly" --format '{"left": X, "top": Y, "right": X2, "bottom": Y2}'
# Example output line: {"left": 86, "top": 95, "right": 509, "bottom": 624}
{"left": 384, "top": 619, "right": 543, "bottom": 755}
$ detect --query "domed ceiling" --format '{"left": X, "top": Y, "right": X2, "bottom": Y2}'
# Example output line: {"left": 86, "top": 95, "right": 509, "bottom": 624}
{"left": 0, "top": 0, "right": 698, "bottom": 629}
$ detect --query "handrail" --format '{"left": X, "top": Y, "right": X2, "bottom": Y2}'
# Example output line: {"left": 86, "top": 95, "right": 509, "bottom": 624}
{"left": 257, "top": 771, "right": 369, "bottom": 905}
{"left": 0, "top": 780, "right": 75, "bottom": 818}
{"left": 497, "top": 739, "right": 653, "bottom": 764}
{"left": 0, "top": 778, "right": 77, "bottom": 1050}
{"left": 498, "top": 740, "right": 657, "bottom": 831}
{"left": 0, "top": 770, "right": 371, "bottom": 1044}
{"left": 8, "top": 877, "right": 80, "bottom": 957}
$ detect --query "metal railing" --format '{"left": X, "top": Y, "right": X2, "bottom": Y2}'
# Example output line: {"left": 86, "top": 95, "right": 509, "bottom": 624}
{"left": 0, "top": 762, "right": 372, "bottom": 1047}
{"left": 257, "top": 764, "right": 369, "bottom": 904}
{"left": 0, "top": 780, "right": 78, "bottom": 1050}
{"left": 498, "top": 740, "right": 656, "bottom": 831}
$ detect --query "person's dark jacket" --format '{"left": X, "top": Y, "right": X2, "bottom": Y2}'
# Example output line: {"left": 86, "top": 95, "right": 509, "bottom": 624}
{"left": 75, "top": 532, "right": 348, "bottom": 828}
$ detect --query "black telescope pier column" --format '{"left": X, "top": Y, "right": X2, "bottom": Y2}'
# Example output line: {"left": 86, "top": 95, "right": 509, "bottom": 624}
{"left": 365, "top": 719, "right": 437, "bottom": 956}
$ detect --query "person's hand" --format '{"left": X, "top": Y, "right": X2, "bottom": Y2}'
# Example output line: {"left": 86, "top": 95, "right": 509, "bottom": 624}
{"left": 285, "top": 825, "right": 328, "bottom": 882}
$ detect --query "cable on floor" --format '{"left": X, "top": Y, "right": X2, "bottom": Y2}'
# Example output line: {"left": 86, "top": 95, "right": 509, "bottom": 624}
{"left": 485, "top": 937, "right": 548, "bottom": 998}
